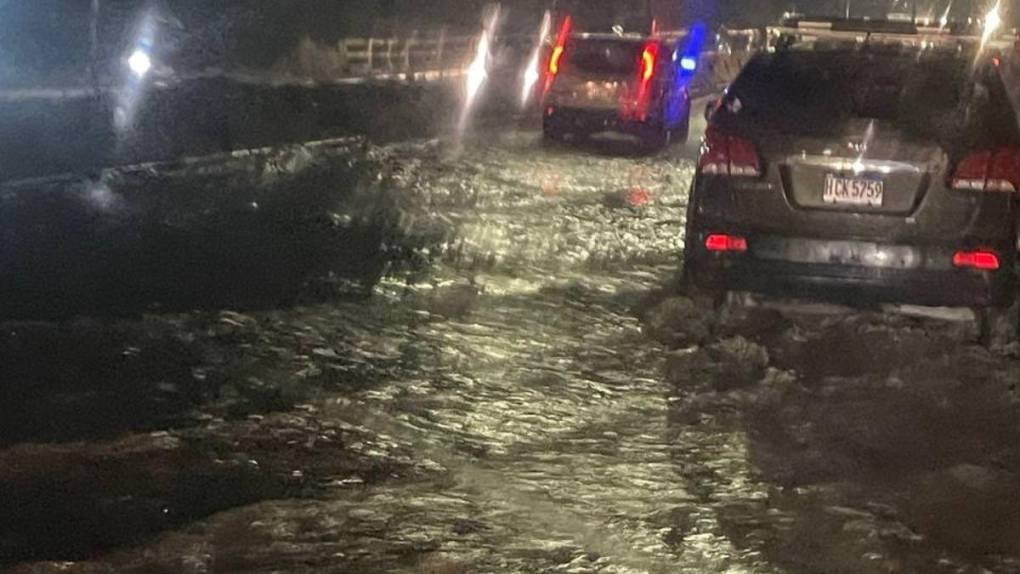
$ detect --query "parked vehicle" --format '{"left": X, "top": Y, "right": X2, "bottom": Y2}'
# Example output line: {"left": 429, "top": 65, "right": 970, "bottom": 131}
{"left": 541, "top": 21, "right": 698, "bottom": 148}
{"left": 684, "top": 17, "right": 1020, "bottom": 344}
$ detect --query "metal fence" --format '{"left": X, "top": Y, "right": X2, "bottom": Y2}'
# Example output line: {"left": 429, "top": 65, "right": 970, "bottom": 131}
{"left": 275, "top": 29, "right": 756, "bottom": 89}
{"left": 0, "top": 25, "right": 759, "bottom": 103}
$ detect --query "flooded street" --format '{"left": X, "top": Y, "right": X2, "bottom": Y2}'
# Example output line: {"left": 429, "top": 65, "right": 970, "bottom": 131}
{"left": 5, "top": 121, "right": 1020, "bottom": 574}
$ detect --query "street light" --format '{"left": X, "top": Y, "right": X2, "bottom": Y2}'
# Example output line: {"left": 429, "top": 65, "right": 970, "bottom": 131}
{"left": 114, "top": 11, "right": 157, "bottom": 134}
{"left": 128, "top": 49, "right": 152, "bottom": 77}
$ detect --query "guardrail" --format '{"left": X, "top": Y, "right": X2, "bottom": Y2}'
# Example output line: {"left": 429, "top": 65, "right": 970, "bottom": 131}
{"left": 345, "top": 33, "right": 476, "bottom": 74}
{"left": 693, "top": 51, "right": 753, "bottom": 94}
{"left": 278, "top": 30, "right": 755, "bottom": 92}
{"left": 0, "top": 29, "right": 756, "bottom": 182}
{"left": 279, "top": 32, "right": 479, "bottom": 82}
{"left": 0, "top": 28, "right": 759, "bottom": 103}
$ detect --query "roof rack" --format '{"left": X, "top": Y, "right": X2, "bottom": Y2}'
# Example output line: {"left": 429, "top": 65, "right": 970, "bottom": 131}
{"left": 570, "top": 28, "right": 692, "bottom": 43}
{"left": 575, "top": 32, "right": 647, "bottom": 40}
{"left": 769, "top": 17, "right": 1017, "bottom": 50}
{"left": 778, "top": 16, "right": 979, "bottom": 36}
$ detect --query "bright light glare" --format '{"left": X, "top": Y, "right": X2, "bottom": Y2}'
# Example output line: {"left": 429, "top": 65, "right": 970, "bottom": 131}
{"left": 982, "top": 1, "right": 1002, "bottom": 45}
{"left": 521, "top": 53, "right": 541, "bottom": 105}
{"left": 939, "top": 0, "right": 953, "bottom": 29}
{"left": 128, "top": 49, "right": 152, "bottom": 77}
{"left": 680, "top": 56, "right": 698, "bottom": 72}
{"left": 459, "top": 7, "right": 499, "bottom": 136}
{"left": 466, "top": 31, "right": 489, "bottom": 105}
{"left": 521, "top": 11, "right": 552, "bottom": 107}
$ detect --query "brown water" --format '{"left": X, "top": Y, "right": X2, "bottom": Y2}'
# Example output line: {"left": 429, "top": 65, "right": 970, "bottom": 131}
{"left": 6, "top": 129, "right": 1020, "bottom": 574}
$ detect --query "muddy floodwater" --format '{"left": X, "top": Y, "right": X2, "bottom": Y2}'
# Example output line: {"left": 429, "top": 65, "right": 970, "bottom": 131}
{"left": 4, "top": 128, "right": 1020, "bottom": 574}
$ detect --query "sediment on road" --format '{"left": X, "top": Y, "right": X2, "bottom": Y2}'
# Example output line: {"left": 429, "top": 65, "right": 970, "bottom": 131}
{"left": 643, "top": 293, "right": 1020, "bottom": 572}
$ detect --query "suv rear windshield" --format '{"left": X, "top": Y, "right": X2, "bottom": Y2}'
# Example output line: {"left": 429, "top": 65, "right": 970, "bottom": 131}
{"left": 725, "top": 48, "right": 1017, "bottom": 146}
{"left": 567, "top": 39, "right": 644, "bottom": 75}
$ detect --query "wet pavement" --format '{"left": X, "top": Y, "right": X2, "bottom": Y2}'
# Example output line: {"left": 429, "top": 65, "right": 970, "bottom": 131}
{"left": 4, "top": 115, "right": 1020, "bottom": 573}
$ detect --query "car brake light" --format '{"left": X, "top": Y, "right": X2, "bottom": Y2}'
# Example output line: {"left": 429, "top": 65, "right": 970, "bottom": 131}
{"left": 640, "top": 43, "right": 657, "bottom": 81}
{"left": 549, "top": 45, "right": 564, "bottom": 75}
{"left": 547, "top": 16, "right": 572, "bottom": 76}
{"left": 951, "top": 148, "right": 1020, "bottom": 192}
{"left": 620, "top": 41, "right": 660, "bottom": 121}
{"left": 543, "top": 16, "right": 572, "bottom": 98}
{"left": 953, "top": 250, "right": 1001, "bottom": 271}
{"left": 699, "top": 127, "right": 762, "bottom": 177}
{"left": 705, "top": 234, "right": 748, "bottom": 253}
{"left": 550, "top": 44, "right": 567, "bottom": 75}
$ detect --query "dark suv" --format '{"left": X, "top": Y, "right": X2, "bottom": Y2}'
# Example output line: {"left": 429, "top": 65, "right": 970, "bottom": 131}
{"left": 684, "top": 19, "right": 1020, "bottom": 343}
{"left": 542, "top": 24, "right": 696, "bottom": 148}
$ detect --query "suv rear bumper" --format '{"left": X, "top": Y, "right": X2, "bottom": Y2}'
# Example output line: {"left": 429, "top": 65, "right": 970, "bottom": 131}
{"left": 685, "top": 233, "right": 1017, "bottom": 308}
{"left": 545, "top": 106, "right": 660, "bottom": 135}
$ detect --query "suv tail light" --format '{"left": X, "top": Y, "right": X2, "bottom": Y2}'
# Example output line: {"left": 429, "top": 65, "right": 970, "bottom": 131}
{"left": 639, "top": 42, "right": 658, "bottom": 82}
{"left": 951, "top": 148, "right": 1020, "bottom": 192}
{"left": 953, "top": 249, "right": 1001, "bottom": 271}
{"left": 621, "top": 41, "right": 660, "bottom": 121}
{"left": 544, "top": 16, "right": 572, "bottom": 94}
{"left": 699, "top": 127, "right": 762, "bottom": 177}
{"left": 705, "top": 234, "right": 748, "bottom": 252}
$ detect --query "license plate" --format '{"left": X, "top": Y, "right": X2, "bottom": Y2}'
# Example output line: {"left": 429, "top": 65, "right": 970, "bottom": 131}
{"left": 582, "top": 82, "right": 621, "bottom": 106}
{"left": 823, "top": 174, "right": 884, "bottom": 207}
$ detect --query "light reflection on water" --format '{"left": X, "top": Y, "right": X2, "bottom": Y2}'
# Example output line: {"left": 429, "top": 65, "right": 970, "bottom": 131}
{"left": 28, "top": 130, "right": 1011, "bottom": 573}
{"left": 7, "top": 57, "right": 1020, "bottom": 573}
{"left": 208, "top": 264, "right": 777, "bottom": 572}
{"left": 219, "top": 133, "right": 781, "bottom": 572}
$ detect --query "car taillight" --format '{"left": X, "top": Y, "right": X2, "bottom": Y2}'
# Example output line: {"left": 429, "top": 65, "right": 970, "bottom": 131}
{"left": 951, "top": 148, "right": 1020, "bottom": 192}
{"left": 705, "top": 234, "right": 748, "bottom": 253}
{"left": 953, "top": 249, "right": 1001, "bottom": 271}
{"left": 549, "top": 45, "right": 564, "bottom": 75}
{"left": 640, "top": 43, "right": 658, "bottom": 82}
{"left": 544, "top": 15, "right": 572, "bottom": 95}
{"left": 620, "top": 41, "right": 660, "bottom": 121}
{"left": 699, "top": 127, "right": 762, "bottom": 177}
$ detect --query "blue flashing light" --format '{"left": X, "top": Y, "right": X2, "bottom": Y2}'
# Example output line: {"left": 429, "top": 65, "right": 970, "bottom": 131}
{"left": 676, "top": 22, "right": 707, "bottom": 83}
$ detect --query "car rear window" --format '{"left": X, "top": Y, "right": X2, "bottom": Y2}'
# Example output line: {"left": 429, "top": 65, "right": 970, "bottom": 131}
{"left": 725, "top": 49, "right": 1017, "bottom": 146}
{"left": 567, "top": 39, "right": 644, "bottom": 75}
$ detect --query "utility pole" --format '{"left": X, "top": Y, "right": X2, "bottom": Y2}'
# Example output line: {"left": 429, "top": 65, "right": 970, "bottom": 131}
{"left": 845, "top": 0, "right": 852, "bottom": 19}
